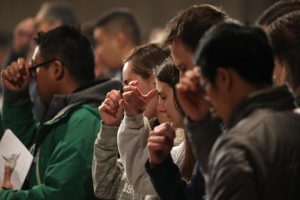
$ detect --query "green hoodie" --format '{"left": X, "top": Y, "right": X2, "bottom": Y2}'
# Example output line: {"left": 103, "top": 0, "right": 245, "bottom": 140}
{"left": 1, "top": 79, "right": 123, "bottom": 200}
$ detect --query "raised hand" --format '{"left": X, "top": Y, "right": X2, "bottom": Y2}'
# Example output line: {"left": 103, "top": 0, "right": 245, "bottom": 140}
{"left": 147, "top": 123, "right": 175, "bottom": 167}
{"left": 1, "top": 58, "right": 30, "bottom": 91}
{"left": 176, "top": 68, "right": 212, "bottom": 122}
{"left": 99, "top": 90, "right": 123, "bottom": 126}
{"left": 119, "top": 81, "right": 157, "bottom": 116}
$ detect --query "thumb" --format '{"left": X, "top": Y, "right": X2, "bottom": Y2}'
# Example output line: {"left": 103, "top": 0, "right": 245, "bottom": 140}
{"left": 145, "top": 89, "right": 158, "bottom": 102}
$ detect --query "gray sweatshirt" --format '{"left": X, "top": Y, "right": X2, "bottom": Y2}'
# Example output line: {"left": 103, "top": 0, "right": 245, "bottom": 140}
{"left": 117, "top": 114, "right": 186, "bottom": 196}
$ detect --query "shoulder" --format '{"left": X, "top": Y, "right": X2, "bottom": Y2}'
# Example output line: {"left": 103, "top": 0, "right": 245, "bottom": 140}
{"left": 230, "top": 108, "right": 300, "bottom": 144}
{"left": 69, "top": 104, "right": 100, "bottom": 121}
{"left": 54, "top": 104, "right": 100, "bottom": 141}
{"left": 210, "top": 108, "right": 300, "bottom": 174}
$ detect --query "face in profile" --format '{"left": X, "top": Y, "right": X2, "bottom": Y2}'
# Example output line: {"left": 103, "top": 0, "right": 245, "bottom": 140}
{"left": 170, "top": 40, "right": 195, "bottom": 77}
{"left": 122, "top": 61, "right": 158, "bottom": 119}
{"left": 31, "top": 46, "right": 56, "bottom": 106}
{"left": 94, "top": 27, "right": 123, "bottom": 70}
{"left": 156, "top": 79, "right": 183, "bottom": 128}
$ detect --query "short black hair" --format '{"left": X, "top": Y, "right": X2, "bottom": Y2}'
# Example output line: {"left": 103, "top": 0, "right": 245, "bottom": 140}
{"left": 95, "top": 7, "right": 141, "bottom": 45}
{"left": 268, "top": 11, "right": 300, "bottom": 89}
{"left": 34, "top": 25, "right": 95, "bottom": 83}
{"left": 164, "top": 4, "right": 227, "bottom": 53}
{"left": 195, "top": 20, "right": 274, "bottom": 87}
{"left": 256, "top": 0, "right": 300, "bottom": 26}
{"left": 39, "top": 2, "right": 80, "bottom": 27}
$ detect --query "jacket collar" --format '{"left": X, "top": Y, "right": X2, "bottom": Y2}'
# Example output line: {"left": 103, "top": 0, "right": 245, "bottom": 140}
{"left": 226, "top": 85, "right": 296, "bottom": 129}
{"left": 295, "top": 95, "right": 300, "bottom": 107}
{"left": 42, "top": 78, "right": 123, "bottom": 122}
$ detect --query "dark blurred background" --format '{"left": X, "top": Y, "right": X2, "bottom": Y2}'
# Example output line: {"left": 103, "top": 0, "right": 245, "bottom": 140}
{"left": 0, "top": 0, "right": 279, "bottom": 41}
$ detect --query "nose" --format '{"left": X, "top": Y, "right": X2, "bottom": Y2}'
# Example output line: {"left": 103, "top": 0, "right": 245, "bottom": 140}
{"left": 157, "top": 98, "right": 166, "bottom": 114}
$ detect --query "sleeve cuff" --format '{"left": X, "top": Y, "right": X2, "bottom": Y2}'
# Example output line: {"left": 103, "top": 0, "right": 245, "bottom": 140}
{"left": 3, "top": 86, "right": 30, "bottom": 105}
{"left": 145, "top": 154, "right": 175, "bottom": 176}
{"left": 124, "top": 113, "right": 145, "bottom": 129}
{"left": 95, "top": 121, "right": 119, "bottom": 146}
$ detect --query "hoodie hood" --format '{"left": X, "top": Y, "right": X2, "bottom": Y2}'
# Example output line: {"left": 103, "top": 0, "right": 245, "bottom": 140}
{"left": 43, "top": 78, "right": 123, "bottom": 121}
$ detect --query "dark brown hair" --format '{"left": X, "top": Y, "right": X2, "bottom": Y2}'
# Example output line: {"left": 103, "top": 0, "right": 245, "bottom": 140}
{"left": 124, "top": 43, "right": 169, "bottom": 79}
{"left": 163, "top": 4, "right": 227, "bottom": 52}
{"left": 268, "top": 11, "right": 300, "bottom": 90}
{"left": 156, "top": 58, "right": 195, "bottom": 180}
{"left": 256, "top": 0, "right": 300, "bottom": 26}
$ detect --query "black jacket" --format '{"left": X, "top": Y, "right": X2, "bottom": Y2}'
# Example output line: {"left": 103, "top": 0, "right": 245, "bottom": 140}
{"left": 187, "top": 85, "right": 300, "bottom": 200}
{"left": 145, "top": 156, "right": 205, "bottom": 200}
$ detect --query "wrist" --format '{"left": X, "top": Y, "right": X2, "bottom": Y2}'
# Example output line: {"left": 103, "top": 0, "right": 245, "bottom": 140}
{"left": 148, "top": 159, "right": 160, "bottom": 170}
{"left": 3, "top": 86, "right": 30, "bottom": 105}
{"left": 102, "top": 121, "right": 120, "bottom": 127}
{"left": 125, "top": 109, "right": 143, "bottom": 116}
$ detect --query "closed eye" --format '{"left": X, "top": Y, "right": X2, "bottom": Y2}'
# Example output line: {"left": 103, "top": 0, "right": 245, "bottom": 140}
{"left": 123, "top": 79, "right": 131, "bottom": 86}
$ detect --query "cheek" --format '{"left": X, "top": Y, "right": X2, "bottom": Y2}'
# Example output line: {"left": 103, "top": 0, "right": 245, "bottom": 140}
{"left": 137, "top": 81, "right": 152, "bottom": 95}
{"left": 36, "top": 81, "right": 46, "bottom": 103}
{"left": 274, "top": 64, "right": 283, "bottom": 84}
{"left": 205, "top": 87, "right": 218, "bottom": 109}
{"left": 97, "top": 46, "right": 107, "bottom": 57}
{"left": 166, "top": 98, "right": 175, "bottom": 115}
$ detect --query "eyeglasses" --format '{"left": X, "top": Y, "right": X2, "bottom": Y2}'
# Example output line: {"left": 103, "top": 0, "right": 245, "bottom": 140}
{"left": 29, "top": 59, "right": 56, "bottom": 77}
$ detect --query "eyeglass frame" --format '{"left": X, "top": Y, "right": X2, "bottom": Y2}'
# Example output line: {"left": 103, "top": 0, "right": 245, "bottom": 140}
{"left": 29, "top": 59, "right": 57, "bottom": 77}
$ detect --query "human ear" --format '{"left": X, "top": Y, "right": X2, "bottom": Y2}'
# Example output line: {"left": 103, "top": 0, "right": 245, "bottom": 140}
{"left": 53, "top": 60, "right": 64, "bottom": 80}
{"left": 216, "top": 67, "right": 232, "bottom": 91}
{"left": 114, "top": 31, "right": 127, "bottom": 48}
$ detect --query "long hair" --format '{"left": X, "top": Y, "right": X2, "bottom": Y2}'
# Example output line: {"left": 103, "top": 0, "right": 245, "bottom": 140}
{"left": 156, "top": 57, "right": 195, "bottom": 180}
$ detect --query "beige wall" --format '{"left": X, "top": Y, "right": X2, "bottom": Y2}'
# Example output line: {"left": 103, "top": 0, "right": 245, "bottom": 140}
{"left": 0, "top": 0, "right": 277, "bottom": 40}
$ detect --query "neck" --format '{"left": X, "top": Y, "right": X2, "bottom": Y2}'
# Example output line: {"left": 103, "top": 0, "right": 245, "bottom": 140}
{"left": 58, "top": 78, "right": 83, "bottom": 95}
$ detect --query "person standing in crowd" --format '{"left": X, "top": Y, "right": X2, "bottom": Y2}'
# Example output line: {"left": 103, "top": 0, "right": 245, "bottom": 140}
{"left": 3, "top": 2, "right": 81, "bottom": 122}
{"left": 92, "top": 43, "right": 168, "bottom": 200}
{"left": 118, "top": 4, "right": 226, "bottom": 200}
{"left": 175, "top": 21, "right": 300, "bottom": 199}
{"left": 0, "top": 26, "right": 122, "bottom": 199}
{"left": 118, "top": 57, "right": 198, "bottom": 198}
{"left": 93, "top": 7, "right": 141, "bottom": 79}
